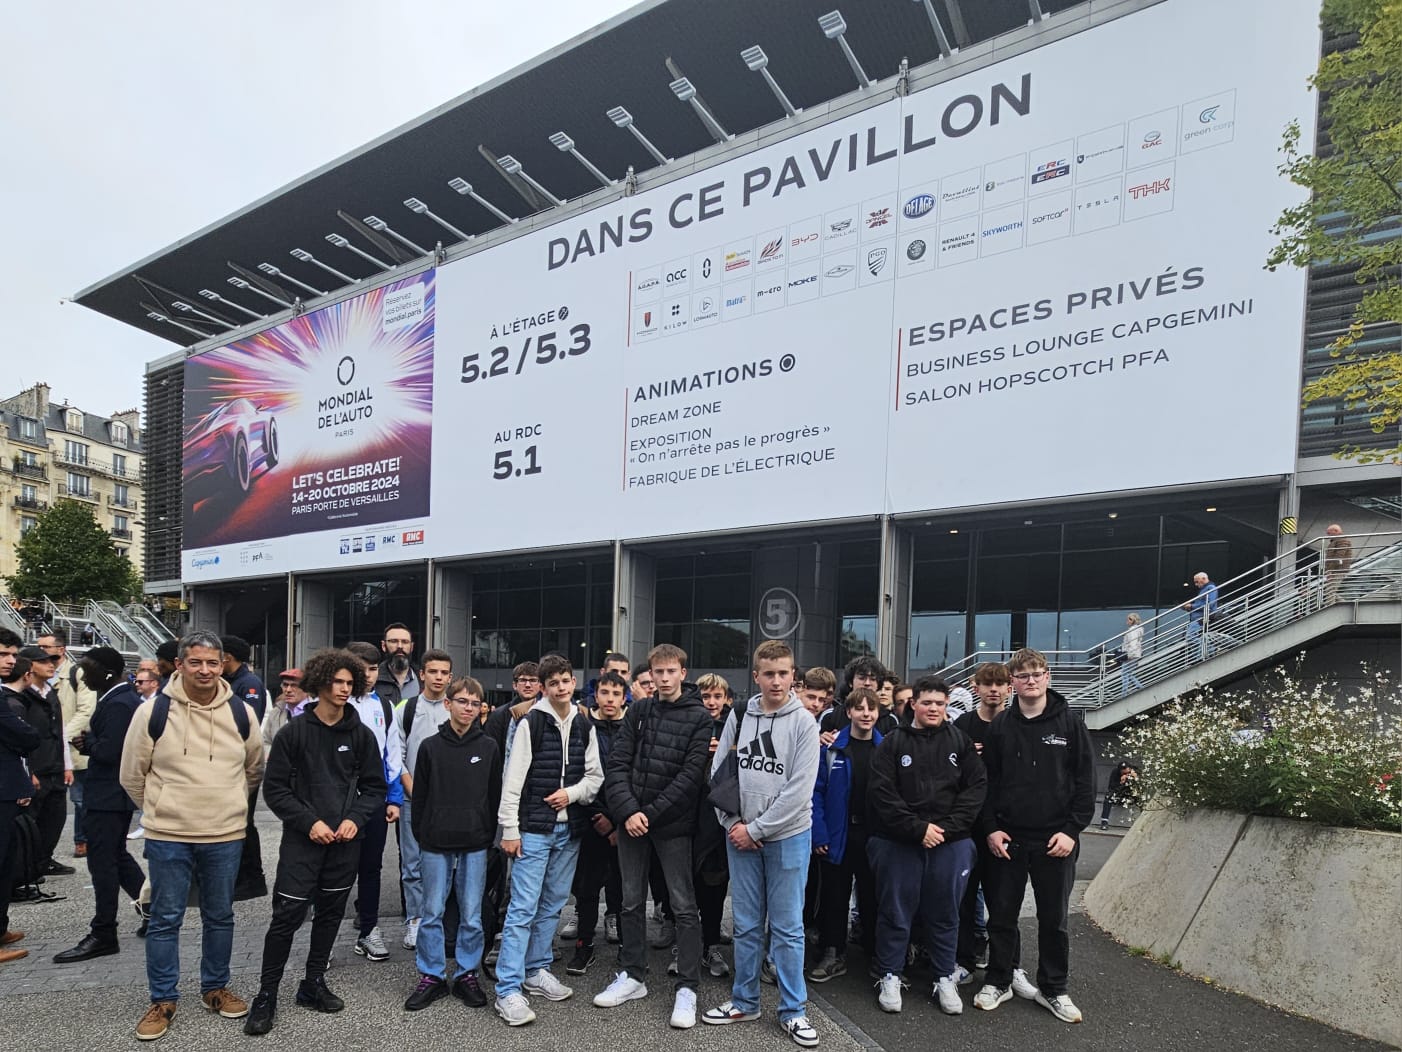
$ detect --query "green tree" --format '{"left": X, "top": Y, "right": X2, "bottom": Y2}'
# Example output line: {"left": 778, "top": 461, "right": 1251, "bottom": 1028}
{"left": 7, "top": 499, "right": 143, "bottom": 602}
{"left": 1268, "top": 0, "right": 1401, "bottom": 463}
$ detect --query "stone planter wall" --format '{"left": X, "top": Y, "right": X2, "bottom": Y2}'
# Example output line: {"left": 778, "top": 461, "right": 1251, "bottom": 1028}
{"left": 1085, "top": 806, "right": 1401, "bottom": 1047}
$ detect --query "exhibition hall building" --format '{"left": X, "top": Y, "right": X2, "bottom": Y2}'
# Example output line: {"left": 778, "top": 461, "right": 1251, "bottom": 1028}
{"left": 76, "top": 0, "right": 1400, "bottom": 717}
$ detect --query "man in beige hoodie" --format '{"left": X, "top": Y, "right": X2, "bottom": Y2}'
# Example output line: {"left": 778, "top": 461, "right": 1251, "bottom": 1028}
{"left": 119, "top": 631, "right": 264, "bottom": 1043}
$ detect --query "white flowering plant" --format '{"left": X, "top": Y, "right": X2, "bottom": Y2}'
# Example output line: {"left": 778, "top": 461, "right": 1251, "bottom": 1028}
{"left": 1117, "top": 667, "right": 1401, "bottom": 831}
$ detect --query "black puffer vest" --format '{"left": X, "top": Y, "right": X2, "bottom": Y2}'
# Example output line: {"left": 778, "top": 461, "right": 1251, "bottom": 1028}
{"left": 519, "top": 708, "right": 590, "bottom": 836}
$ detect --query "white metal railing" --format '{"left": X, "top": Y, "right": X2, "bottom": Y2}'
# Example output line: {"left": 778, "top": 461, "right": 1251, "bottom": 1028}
{"left": 931, "top": 531, "right": 1402, "bottom": 709}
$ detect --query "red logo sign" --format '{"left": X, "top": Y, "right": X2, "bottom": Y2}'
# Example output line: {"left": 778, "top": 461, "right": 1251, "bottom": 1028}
{"left": 402, "top": 530, "right": 425, "bottom": 545}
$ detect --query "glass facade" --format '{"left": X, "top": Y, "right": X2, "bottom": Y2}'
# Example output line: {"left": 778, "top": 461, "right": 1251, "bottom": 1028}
{"left": 654, "top": 551, "right": 752, "bottom": 670}
{"left": 909, "top": 507, "right": 1276, "bottom": 675}
{"left": 469, "top": 557, "right": 613, "bottom": 674}
{"left": 332, "top": 570, "right": 427, "bottom": 649}
{"left": 836, "top": 539, "right": 879, "bottom": 668}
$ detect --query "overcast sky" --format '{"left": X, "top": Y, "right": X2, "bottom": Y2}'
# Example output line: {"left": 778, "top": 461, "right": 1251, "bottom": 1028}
{"left": 2, "top": 0, "right": 637, "bottom": 421}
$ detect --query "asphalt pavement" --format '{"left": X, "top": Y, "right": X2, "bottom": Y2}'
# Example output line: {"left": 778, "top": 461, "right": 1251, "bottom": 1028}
{"left": 1, "top": 806, "right": 1391, "bottom": 1051}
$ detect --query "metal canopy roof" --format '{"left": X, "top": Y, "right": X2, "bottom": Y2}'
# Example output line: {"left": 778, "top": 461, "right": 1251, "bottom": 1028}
{"left": 76, "top": 0, "right": 1081, "bottom": 345}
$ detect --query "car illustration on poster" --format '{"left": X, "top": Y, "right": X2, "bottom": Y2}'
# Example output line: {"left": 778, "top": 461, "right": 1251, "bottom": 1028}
{"left": 184, "top": 399, "right": 280, "bottom": 494}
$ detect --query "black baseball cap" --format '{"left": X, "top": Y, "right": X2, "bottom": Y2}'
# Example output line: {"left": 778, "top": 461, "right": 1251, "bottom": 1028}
{"left": 18, "top": 645, "right": 56, "bottom": 664}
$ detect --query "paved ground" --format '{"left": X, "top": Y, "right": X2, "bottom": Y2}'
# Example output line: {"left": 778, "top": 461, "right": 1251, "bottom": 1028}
{"left": 2, "top": 804, "right": 1391, "bottom": 1050}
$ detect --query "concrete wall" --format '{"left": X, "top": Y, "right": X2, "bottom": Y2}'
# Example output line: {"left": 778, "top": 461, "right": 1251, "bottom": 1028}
{"left": 1086, "top": 807, "right": 1402, "bottom": 1047}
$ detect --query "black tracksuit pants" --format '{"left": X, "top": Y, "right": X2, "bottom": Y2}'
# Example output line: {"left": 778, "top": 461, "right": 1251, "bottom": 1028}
{"left": 817, "top": 824, "right": 875, "bottom": 954}
{"left": 574, "top": 832, "right": 621, "bottom": 946}
{"left": 983, "top": 837, "right": 1079, "bottom": 996}
{"left": 258, "top": 833, "right": 361, "bottom": 990}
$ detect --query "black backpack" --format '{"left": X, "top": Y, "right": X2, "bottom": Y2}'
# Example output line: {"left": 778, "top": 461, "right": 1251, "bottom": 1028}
{"left": 9, "top": 809, "right": 59, "bottom": 902}
{"left": 148, "top": 693, "right": 252, "bottom": 742}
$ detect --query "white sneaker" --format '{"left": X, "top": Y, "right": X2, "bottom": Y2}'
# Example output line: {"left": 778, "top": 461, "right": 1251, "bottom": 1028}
{"left": 354, "top": 926, "right": 390, "bottom": 962}
{"left": 670, "top": 988, "right": 697, "bottom": 1029}
{"left": 403, "top": 918, "right": 420, "bottom": 950}
{"left": 974, "top": 983, "right": 1012, "bottom": 1011}
{"left": 559, "top": 916, "right": 578, "bottom": 940}
{"left": 1011, "top": 967, "right": 1038, "bottom": 1000}
{"left": 702, "top": 1001, "right": 761, "bottom": 1025}
{"left": 952, "top": 964, "right": 974, "bottom": 986}
{"left": 126, "top": 825, "right": 145, "bottom": 840}
{"left": 783, "top": 1016, "right": 820, "bottom": 1048}
{"left": 1035, "top": 991, "right": 1083, "bottom": 1023}
{"left": 593, "top": 971, "right": 648, "bottom": 1007}
{"left": 935, "top": 975, "right": 964, "bottom": 1015}
{"left": 523, "top": 968, "right": 573, "bottom": 1001}
{"left": 876, "top": 972, "right": 905, "bottom": 1013}
{"left": 495, "top": 992, "right": 536, "bottom": 1026}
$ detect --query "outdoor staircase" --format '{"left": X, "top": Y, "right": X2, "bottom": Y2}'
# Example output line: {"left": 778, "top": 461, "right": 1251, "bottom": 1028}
{"left": 932, "top": 530, "right": 1402, "bottom": 730}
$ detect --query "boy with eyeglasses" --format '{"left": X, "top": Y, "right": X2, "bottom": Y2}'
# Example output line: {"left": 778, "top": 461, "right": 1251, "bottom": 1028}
{"left": 973, "top": 649, "right": 1093, "bottom": 1025}
{"left": 403, "top": 677, "right": 500, "bottom": 1013}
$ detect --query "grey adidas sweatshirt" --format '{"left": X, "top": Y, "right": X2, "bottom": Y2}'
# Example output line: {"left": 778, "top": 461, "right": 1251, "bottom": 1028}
{"left": 710, "top": 692, "right": 820, "bottom": 844}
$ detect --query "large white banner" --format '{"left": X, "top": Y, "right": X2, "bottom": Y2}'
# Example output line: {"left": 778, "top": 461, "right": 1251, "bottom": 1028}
{"left": 428, "top": 0, "right": 1316, "bottom": 556}
{"left": 186, "top": 0, "right": 1320, "bottom": 579}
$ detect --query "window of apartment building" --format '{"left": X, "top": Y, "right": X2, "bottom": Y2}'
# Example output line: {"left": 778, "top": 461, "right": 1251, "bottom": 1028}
{"left": 114, "top": 514, "right": 129, "bottom": 535}
{"left": 18, "top": 450, "right": 38, "bottom": 467}
{"left": 66, "top": 471, "right": 90, "bottom": 497}
{"left": 63, "top": 439, "right": 88, "bottom": 465}
{"left": 20, "top": 516, "right": 37, "bottom": 535}
{"left": 116, "top": 547, "right": 128, "bottom": 559}
{"left": 110, "top": 420, "right": 129, "bottom": 445}
{"left": 112, "top": 453, "right": 127, "bottom": 477}
{"left": 114, "top": 483, "right": 130, "bottom": 507}
{"left": 20, "top": 484, "right": 38, "bottom": 506}
{"left": 17, "top": 417, "right": 38, "bottom": 439}
{"left": 66, "top": 409, "right": 83, "bottom": 432}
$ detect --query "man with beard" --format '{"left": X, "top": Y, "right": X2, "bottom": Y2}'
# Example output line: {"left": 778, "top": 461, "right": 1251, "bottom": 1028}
{"left": 374, "top": 623, "right": 420, "bottom": 706}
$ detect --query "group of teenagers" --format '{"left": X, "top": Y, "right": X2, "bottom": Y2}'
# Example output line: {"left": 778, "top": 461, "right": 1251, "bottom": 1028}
{"left": 2, "top": 629, "right": 1097, "bottom": 1045}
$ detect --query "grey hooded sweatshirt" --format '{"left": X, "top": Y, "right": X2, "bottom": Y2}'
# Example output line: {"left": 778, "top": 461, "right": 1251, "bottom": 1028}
{"left": 710, "top": 692, "right": 820, "bottom": 844}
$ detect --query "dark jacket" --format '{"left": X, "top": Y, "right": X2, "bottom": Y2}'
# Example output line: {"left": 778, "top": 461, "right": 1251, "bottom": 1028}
{"left": 225, "top": 663, "right": 268, "bottom": 722}
{"left": 0, "top": 687, "right": 41, "bottom": 801}
{"left": 978, "top": 688, "right": 1095, "bottom": 841}
{"left": 587, "top": 714, "right": 626, "bottom": 822}
{"left": 13, "top": 685, "right": 64, "bottom": 782}
{"left": 518, "top": 708, "right": 591, "bottom": 836}
{"left": 81, "top": 681, "right": 144, "bottom": 812}
{"left": 811, "top": 725, "right": 884, "bottom": 864}
{"left": 868, "top": 721, "right": 985, "bottom": 845}
{"left": 604, "top": 685, "right": 714, "bottom": 840}
{"left": 411, "top": 721, "right": 500, "bottom": 852}
{"left": 373, "top": 661, "right": 419, "bottom": 707}
{"left": 263, "top": 704, "right": 386, "bottom": 838}
{"left": 484, "top": 700, "right": 517, "bottom": 781}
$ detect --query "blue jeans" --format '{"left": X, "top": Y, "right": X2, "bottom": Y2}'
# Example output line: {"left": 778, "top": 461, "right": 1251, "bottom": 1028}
{"left": 417, "top": 848, "right": 487, "bottom": 980}
{"left": 1119, "top": 660, "right": 1145, "bottom": 696}
{"left": 727, "top": 829, "right": 811, "bottom": 1022}
{"left": 399, "top": 798, "right": 425, "bottom": 920}
{"left": 496, "top": 825, "right": 580, "bottom": 996}
{"left": 143, "top": 838, "right": 243, "bottom": 1002}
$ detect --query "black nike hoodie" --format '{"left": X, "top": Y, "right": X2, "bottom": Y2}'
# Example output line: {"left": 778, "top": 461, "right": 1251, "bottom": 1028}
{"left": 411, "top": 719, "right": 501, "bottom": 852}
{"left": 978, "top": 687, "right": 1095, "bottom": 841}
{"left": 263, "top": 702, "right": 386, "bottom": 839}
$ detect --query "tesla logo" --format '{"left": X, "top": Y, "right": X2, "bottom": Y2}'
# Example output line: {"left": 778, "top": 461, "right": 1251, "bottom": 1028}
{"left": 337, "top": 356, "right": 356, "bottom": 385}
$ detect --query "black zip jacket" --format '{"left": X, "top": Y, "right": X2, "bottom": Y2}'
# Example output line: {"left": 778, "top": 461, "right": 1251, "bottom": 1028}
{"left": 586, "top": 714, "right": 626, "bottom": 822}
{"left": 0, "top": 688, "right": 40, "bottom": 801}
{"left": 604, "top": 685, "right": 714, "bottom": 840}
{"left": 867, "top": 721, "right": 986, "bottom": 844}
{"left": 14, "top": 685, "right": 64, "bottom": 780}
{"left": 411, "top": 721, "right": 500, "bottom": 852}
{"left": 263, "top": 703, "right": 386, "bottom": 838}
{"left": 978, "top": 688, "right": 1095, "bottom": 841}
{"left": 82, "top": 681, "right": 144, "bottom": 812}
{"left": 224, "top": 663, "right": 268, "bottom": 722}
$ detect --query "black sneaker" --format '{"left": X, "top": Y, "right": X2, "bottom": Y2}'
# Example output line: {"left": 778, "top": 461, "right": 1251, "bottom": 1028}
{"left": 43, "top": 860, "right": 76, "bottom": 876}
{"left": 404, "top": 974, "right": 448, "bottom": 1011}
{"left": 566, "top": 941, "right": 596, "bottom": 976}
{"left": 452, "top": 971, "right": 488, "bottom": 1008}
{"left": 295, "top": 976, "right": 344, "bottom": 1013}
{"left": 243, "top": 990, "right": 277, "bottom": 1035}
